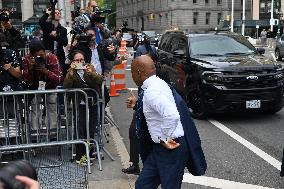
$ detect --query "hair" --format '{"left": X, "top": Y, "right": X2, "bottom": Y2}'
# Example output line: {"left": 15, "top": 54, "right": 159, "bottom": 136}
{"left": 69, "top": 50, "right": 85, "bottom": 61}
{"left": 29, "top": 40, "right": 45, "bottom": 55}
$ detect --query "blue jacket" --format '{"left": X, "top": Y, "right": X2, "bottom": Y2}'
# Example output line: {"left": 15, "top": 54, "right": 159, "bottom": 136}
{"left": 171, "top": 86, "right": 207, "bottom": 176}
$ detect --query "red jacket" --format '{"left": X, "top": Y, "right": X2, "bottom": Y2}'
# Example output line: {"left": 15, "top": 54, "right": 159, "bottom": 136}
{"left": 22, "top": 53, "right": 63, "bottom": 90}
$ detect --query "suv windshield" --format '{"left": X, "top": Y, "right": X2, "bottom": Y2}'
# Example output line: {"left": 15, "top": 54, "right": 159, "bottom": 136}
{"left": 190, "top": 35, "right": 256, "bottom": 56}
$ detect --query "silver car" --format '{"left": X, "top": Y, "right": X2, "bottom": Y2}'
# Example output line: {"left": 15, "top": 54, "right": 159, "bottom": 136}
{"left": 275, "top": 35, "right": 284, "bottom": 60}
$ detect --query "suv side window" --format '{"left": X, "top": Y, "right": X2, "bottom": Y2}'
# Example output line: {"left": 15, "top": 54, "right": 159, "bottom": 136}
{"left": 169, "top": 35, "right": 187, "bottom": 54}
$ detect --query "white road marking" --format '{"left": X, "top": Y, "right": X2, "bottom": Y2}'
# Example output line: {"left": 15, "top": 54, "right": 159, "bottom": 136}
{"left": 183, "top": 173, "right": 273, "bottom": 189}
{"left": 270, "top": 52, "right": 277, "bottom": 61}
{"left": 107, "top": 107, "right": 276, "bottom": 188}
{"left": 127, "top": 88, "right": 138, "bottom": 91}
{"left": 208, "top": 119, "right": 282, "bottom": 171}
{"left": 126, "top": 65, "right": 131, "bottom": 67}
{"left": 126, "top": 68, "right": 131, "bottom": 71}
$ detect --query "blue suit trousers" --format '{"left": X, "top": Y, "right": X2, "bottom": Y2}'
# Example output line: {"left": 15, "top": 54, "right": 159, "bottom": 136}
{"left": 135, "top": 136, "right": 189, "bottom": 189}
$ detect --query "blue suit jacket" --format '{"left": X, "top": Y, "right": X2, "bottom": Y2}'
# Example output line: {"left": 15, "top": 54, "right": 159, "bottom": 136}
{"left": 171, "top": 86, "right": 207, "bottom": 176}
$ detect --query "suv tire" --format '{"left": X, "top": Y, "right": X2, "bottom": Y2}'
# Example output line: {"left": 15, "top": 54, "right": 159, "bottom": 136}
{"left": 275, "top": 49, "right": 282, "bottom": 61}
{"left": 187, "top": 85, "right": 207, "bottom": 119}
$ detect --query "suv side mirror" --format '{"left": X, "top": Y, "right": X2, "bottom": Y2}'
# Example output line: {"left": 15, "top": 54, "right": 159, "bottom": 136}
{"left": 173, "top": 50, "right": 185, "bottom": 57}
{"left": 257, "top": 48, "right": 265, "bottom": 55}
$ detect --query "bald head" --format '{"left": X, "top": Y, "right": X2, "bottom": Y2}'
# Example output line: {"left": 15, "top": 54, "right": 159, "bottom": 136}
{"left": 131, "top": 55, "right": 156, "bottom": 86}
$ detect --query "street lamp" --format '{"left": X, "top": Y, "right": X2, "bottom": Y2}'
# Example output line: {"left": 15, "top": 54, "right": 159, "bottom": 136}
{"left": 231, "top": 0, "right": 234, "bottom": 32}
{"left": 241, "top": 0, "right": 245, "bottom": 36}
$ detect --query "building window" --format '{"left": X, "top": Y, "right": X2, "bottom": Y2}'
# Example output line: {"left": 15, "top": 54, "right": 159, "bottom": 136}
{"left": 217, "top": 13, "right": 222, "bottom": 25}
{"left": 193, "top": 12, "right": 198, "bottom": 24}
{"left": 193, "top": 0, "right": 197, "bottom": 3}
{"left": 217, "top": 0, "right": 222, "bottom": 5}
{"left": 205, "top": 0, "right": 209, "bottom": 4}
{"left": 206, "top": 12, "right": 210, "bottom": 25}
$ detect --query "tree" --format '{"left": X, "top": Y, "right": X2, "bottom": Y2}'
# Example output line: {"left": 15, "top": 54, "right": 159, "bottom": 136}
{"left": 107, "top": 0, "right": 116, "bottom": 29}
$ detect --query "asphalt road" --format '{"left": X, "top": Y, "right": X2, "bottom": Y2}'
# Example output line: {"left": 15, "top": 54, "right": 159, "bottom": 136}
{"left": 109, "top": 50, "right": 284, "bottom": 189}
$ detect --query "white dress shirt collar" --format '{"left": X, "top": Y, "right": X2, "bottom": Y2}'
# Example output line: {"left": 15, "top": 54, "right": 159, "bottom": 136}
{"left": 142, "top": 75, "right": 157, "bottom": 91}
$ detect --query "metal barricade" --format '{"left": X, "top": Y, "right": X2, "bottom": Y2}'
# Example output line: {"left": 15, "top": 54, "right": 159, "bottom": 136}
{"left": 0, "top": 88, "right": 102, "bottom": 188}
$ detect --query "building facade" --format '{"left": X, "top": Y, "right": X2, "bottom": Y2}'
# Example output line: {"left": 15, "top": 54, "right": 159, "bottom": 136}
{"left": 0, "top": 0, "right": 73, "bottom": 27}
{"left": 116, "top": 0, "right": 252, "bottom": 33}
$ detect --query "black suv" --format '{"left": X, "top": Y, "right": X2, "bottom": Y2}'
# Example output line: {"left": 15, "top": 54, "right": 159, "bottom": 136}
{"left": 158, "top": 31, "right": 284, "bottom": 119}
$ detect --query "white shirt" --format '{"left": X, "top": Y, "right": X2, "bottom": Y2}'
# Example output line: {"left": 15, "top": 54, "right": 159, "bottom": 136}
{"left": 91, "top": 47, "right": 102, "bottom": 74}
{"left": 142, "top": 75, "right": 184, "bottom": 143}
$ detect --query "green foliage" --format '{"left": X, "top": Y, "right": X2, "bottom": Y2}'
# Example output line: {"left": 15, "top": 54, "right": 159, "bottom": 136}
{"left": 107, "top": 0, "right": 116, "bottom": 29}
{"left": 96, "top": 0, "right": 105, "bottom": 7}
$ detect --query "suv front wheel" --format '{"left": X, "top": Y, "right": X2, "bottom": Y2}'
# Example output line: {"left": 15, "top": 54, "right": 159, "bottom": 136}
{"left": 186, "top": 85, "right": 208, "bottom": 119}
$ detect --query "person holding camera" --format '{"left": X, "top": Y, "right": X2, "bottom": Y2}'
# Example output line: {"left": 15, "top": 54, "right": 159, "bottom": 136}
{"left": 0, "top": 33, "right": 21, "bottom": 135}
{"left": 0, "top": 33, "right": 21, "bottom": 92}
{"left": 39, "top": 8, "right": 68, "bottom": 75}
{"left": 72, "top": 27, "right": 115, "bottom": 76}
{"left": 0, "top": 10, "right": 22, "bottom": 52}
{"left": 22, "top": 40, "right": 63, "bottom": 130}
{"left": 63, "top": 50, "right": 103, "bottom": 165}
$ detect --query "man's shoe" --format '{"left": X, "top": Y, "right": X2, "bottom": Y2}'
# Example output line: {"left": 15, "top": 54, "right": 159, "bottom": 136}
{"left": 122, "top": 165, "right": 140, "bottom": 175}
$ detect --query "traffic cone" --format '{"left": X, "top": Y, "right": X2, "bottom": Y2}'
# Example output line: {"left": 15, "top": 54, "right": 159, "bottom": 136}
{"left": 109, "top": 73, "right": 120, "bottom": 97}
{"left": 113, "top": 62, "right": 127, "bottom": 91}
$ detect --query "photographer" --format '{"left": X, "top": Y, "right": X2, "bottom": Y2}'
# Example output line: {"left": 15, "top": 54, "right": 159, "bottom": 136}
{"left": 71, "top": 27, "right": 115, "bottom": 76}
{"left": 64, "top": 50, "right": 103, "bottom": 165}
{"left": 39, "top": 8, "right": 68, "bottom": 74}
{"left": 22, "top": 40, "right": 63, "bottom": 130}
{"left": 0, "top": 33, "right": 21, "bottom": 92}
{"left": 0, "top": 10, "right": 22, "bottom": 52}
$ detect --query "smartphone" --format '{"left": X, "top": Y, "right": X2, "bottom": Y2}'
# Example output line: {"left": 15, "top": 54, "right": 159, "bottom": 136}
{"left": 75, "top": 62, "right": 87, "bottom": 70}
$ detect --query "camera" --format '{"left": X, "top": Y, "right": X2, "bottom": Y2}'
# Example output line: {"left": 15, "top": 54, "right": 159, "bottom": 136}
{"left": 90, "top": 7, "right": 111, "bottom": 23}
{"left": 35, "top": 56, "right": 45, "bottom": 66}
{"left": 0, "top": 12, "right": 9, "bottom": 22}
{"left": 0, "top": 160, "right": 37, "bottom": 189}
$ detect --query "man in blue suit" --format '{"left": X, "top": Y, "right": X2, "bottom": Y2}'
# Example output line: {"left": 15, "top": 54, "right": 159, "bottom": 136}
{"left": 131, "top": 56, "right": 206, "bottom": 189}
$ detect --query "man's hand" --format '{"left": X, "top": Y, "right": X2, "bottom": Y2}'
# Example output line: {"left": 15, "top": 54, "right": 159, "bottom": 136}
{"left": 96, "top": 23, "right": 104, "bottom": 30}
{"left": 107, "top": 43, "right": 115, "bottom": 53}
{"left": 50, "top": 31, "right": 57, "bottom": 38}
{"left": 28, "top": 57, "right": 36, "bottom": 70}
{"left": 46, "top": 8, "right": 52, "bottom": 15}
{"left": 126, "top": 90, "right": 136, "bottom": 108}
{"left": 3, "top": 63, "right": 12, "bottom": 70}
{"left": 2, "top": 21, "right": 12, "bottom": 29}
{"left": 15, "top": 176, "right": 40, "bottom": 189}
{"left": 84, "top": 64, "right": 96, "bottom": 74}
{"left": 160, "top": 138, "right": 180, "bottom": 150}
{"left": 35, "top": 64, "right": 48, "bottom": 75}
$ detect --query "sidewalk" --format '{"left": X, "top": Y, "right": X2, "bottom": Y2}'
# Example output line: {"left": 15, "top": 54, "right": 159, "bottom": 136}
{"left": 88, "top": 106, "right": 137, "bottom": 189}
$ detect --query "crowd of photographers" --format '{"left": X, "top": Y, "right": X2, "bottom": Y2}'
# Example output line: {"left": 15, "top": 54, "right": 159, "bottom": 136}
{"left": 0, "top": 0, "right": 125, "bottom": 188}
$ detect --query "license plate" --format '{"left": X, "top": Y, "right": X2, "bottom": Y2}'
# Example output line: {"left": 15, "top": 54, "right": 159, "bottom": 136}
{"left": 246, "top": 100, "right": 261, "bottom": 109}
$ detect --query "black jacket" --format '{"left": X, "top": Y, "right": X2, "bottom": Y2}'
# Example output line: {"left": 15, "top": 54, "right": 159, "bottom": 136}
{"left": 39, "top": 13, "right": 68, "bottom": 65}
{"left": 2, "top": 27, "right": 23, "bottom": 51}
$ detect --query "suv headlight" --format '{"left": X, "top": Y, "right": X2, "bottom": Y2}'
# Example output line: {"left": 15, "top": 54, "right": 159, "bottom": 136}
{"left": 275, "top": 73, "right": 283, "bottom": 79}
{"left": 202, "top": 72, "right": 223, "bottom": 83}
